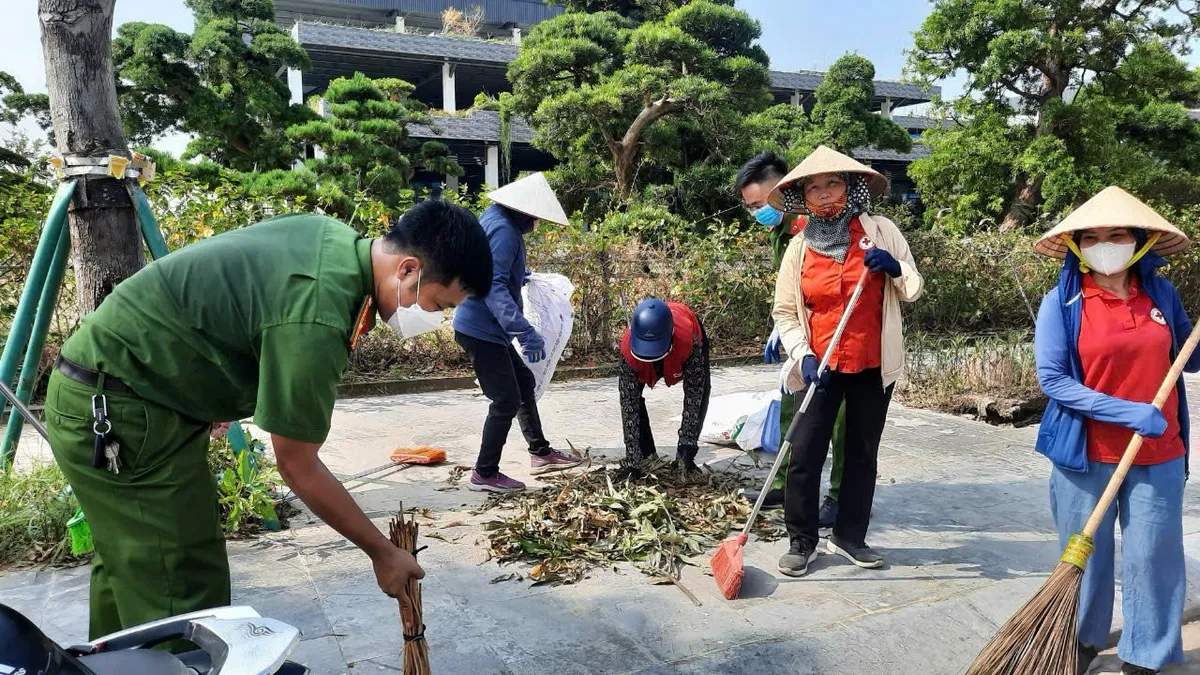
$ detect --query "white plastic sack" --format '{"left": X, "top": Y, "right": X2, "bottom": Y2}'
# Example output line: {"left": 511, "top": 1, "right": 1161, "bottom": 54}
{"left": 736, "top": 400, "right": 774, "bottom": 452}
{"left": 699, "top": 391, "right": 776, "bottom": 446}
{"left": 513, "top": 272, "right": 575, "bottom": 401}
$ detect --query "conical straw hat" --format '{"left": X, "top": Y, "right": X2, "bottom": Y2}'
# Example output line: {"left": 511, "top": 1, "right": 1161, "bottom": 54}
{"left": 486, "top": 172, "right": 570, "bottom": 226}
{"left": 767, "top": 145, "right": 889, "bottom": 211}
{"left": 1034, "top": 186, "right": 1190, "bottom": 258}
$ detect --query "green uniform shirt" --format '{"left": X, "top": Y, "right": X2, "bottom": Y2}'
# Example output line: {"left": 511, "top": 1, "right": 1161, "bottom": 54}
{"left": 767, "top": 214, "right": 801, "bottom": 268}
{"left": 62, "top": 214, "right": 373, "bottom": 443}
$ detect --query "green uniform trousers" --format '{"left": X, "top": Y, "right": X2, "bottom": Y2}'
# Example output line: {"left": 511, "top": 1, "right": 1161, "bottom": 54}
{"left": 773, "top": 394, "right": 846, "bottom": 496}
{"left": 45, "top": 370, "right": 229, "bottom": 639}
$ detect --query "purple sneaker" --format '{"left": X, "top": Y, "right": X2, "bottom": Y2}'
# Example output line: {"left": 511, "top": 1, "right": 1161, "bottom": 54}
{"left": 529, "top": 449, "right": 584, "bottom": 475}
{"left": 469, "top": 470, "right": 525, "bottom": 493}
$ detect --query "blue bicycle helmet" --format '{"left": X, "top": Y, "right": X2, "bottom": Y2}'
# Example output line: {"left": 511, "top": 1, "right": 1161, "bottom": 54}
{"left": 629, "top": 298, "right": 673, "bottom": 361}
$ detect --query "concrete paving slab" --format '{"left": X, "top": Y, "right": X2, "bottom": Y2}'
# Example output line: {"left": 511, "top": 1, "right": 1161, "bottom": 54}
{"left": 2, "top": 367, "right": 1199, "bottom": 675}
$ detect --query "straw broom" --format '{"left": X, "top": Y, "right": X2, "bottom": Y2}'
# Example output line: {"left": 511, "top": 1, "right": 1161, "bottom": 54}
{"left": 389, "top": 506, "right": 431, "bottom": 675}
{"left": 966, "top": 319, "right": 1200, "bottom": 675}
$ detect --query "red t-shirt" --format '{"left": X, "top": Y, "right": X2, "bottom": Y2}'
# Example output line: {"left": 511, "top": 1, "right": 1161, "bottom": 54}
{"left": 1078, "top": 274, "right": 1183, "bottom": 464}
{"left": 801, "top": 217, "right": 885, "bottom": 374}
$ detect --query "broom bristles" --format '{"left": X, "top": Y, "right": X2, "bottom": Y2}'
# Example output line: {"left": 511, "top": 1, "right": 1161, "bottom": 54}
{"left": 710, "top": 535, "right": 747, "bottom": 600}
{"left": 965, "top": 561, "right": 1084, "bottom": 675}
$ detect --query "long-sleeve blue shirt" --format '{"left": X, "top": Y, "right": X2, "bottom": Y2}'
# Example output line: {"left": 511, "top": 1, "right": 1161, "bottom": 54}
{"left": 1034, "top": 252, "right": 1198, "bottom": 472}
{"left": 452, "top": 204, "right": 533, "bottom": 345}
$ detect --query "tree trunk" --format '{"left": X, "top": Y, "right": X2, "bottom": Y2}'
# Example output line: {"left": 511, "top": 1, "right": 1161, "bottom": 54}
{"left": 1000, "top": 27, "right": 1069, "bottom": 231}
{"left": 612, "top": 143, "right": 639, "bottom": 199}
{"left": 39, "top": 0, "right": 143, "bottom": 316}
{"left": 611, "top": 97, "right": 684, "bottom": 199}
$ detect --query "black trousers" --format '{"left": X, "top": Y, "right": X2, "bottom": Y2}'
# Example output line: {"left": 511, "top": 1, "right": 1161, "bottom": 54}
{"left": 784, "top": 368, "right": 893, "bottom": 547}
{"left": 625, "top": 322, "right": 711, "bottom": 463}
{"left": 456, "top": 332, "right": 551, "bottom": 477}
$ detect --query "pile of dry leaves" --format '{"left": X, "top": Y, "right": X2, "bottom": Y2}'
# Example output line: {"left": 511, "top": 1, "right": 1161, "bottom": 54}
{"left": 480, "top": 460, "right": 785, "bottom": 586}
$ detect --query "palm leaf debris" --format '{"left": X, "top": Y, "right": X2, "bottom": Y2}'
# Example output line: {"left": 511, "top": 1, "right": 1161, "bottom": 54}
{"left": 480, "top": 460, "right": 785, "bottom": 586}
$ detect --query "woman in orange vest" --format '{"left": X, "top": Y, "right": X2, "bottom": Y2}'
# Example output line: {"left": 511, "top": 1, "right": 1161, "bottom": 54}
{"left": 768, "top": 146, "right": 924, "bottom": 577}
{"left": 617, "top": 298, "right": 711, "bottom": 478}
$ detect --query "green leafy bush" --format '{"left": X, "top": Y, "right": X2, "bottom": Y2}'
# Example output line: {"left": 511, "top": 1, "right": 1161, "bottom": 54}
{"left": 206, "top": 436, "right": 286, "bottom": 535}
{"left": 0, "top": 461, "right": 82, "bottom": 567}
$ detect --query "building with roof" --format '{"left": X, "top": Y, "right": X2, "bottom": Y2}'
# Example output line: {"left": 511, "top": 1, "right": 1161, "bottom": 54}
{"left": 276, "top": 0, "right": 941, "bottom": 199}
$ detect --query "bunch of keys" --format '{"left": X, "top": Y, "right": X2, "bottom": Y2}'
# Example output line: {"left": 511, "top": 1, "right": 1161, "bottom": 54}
{"left": 91, "top": 394, "right": 120, "bottom": 474}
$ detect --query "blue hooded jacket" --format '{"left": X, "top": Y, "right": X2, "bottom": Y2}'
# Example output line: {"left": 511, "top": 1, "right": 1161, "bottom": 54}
{"left": 1034, "top": 245, "right": 1199, "bottom": 474}
{"left": 452, "top": 204, "right": 536, "bottom": 345}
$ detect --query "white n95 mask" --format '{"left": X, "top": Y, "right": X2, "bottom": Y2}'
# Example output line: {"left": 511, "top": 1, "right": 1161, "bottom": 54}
{"left": 385, "top": 270, "right": 444, "bottom": 339}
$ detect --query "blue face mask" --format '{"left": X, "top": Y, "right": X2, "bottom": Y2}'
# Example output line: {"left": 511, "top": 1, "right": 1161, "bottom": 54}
{"left": 753, "top": 204, "right": 783, "bottom": 228}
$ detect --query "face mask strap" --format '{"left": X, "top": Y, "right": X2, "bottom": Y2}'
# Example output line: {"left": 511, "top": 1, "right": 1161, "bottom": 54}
{"left": 1125, "top": 232, "right": 1161, "bottom": 270}
{"left": 1061, "top": 234, "right": 1090, "bottom": 273}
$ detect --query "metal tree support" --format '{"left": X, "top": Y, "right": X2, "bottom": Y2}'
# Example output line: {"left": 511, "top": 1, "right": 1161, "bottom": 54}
{"left": 0, "top": 182, "right": 260, "bottom": 470}
{"left": 0, "top": 181, "right": 77, "bottom": 468}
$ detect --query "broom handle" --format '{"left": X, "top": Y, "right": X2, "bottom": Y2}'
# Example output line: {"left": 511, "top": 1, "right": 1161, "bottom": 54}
{"left": 741, "top": 268, "right": 873, "bottom": 537}
{"left": 1081, "top": 317, "right": 1200, "bottom": 538}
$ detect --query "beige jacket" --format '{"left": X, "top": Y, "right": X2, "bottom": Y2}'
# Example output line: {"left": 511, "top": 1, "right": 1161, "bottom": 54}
{"left": 773, "top": 212, "right": 923, "bottom": 391}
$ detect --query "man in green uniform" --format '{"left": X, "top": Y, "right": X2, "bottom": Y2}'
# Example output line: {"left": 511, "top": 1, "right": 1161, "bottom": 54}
{"left": 735, "top": 151, "right": 847, "bottom": 524}
{"left": 46, "top": 199, "right": 492, "bottom": 638}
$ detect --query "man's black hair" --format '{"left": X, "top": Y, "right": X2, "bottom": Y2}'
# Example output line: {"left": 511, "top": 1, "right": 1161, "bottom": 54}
{"left": 733, "top": 151, "right": 789, "bottom": 194}
{"left": 383, "top": 199, "right": 492, "bottom": 298}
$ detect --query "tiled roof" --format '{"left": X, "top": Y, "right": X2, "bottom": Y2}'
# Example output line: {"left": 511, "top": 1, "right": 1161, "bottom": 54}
{"left": 770, "top": 69, "right": 939, "bottom": 101}
{"left": 297, "top": 23, "right": 941, "bottom": 102}
{"left": 409, "top": 109, "right": 535, "bottom": 144}
{"left": 297, "top": 22, "right": 519, "bottom": 63}
{"left": 891, "top": 115, "right": 950, "bottom": 130}
{"left": 854, "top": 144, "right": 932, "bottom": 162}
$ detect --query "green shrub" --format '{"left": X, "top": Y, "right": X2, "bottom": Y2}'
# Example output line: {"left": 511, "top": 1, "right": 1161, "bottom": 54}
{"left": 0, "top": 461, "right": 81, "bottom": 567}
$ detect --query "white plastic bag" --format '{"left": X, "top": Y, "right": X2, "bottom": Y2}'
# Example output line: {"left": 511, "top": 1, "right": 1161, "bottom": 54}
{"left": 513, "top": 272, "right": 575, "bottom": 401}
{"left": 699, "top": 391, "right": 776, "bottom": 446}
{"left": 736, "top": 400, "right": 774, "bottom": 452}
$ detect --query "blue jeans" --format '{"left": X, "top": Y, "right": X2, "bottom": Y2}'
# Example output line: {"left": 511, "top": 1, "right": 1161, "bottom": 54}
{"left": 1049, "top": 457, "right": 1186, "bottom": 670}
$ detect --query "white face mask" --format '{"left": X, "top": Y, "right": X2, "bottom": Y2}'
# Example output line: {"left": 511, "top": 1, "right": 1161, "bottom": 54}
{"left": 1081, "top": 241, "right": 1137, "bottom": 276}
{"left": 385, "top": 270, "right": 444, "bottom": 339}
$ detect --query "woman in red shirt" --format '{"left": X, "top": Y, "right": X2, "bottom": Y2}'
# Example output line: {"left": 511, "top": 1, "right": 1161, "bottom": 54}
{"left": 768, "top": 146, "right": 924, "bottom": 577}
{"left": 1033, "top": 187, "right": 1199, "bottom": 675}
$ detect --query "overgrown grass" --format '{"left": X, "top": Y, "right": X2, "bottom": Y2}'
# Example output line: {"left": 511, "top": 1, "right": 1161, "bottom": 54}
{"left": 0, "top": 461, "right": 85, "bottom": 568}
{"left": 900, "top": 330, "right": 1045, "bottom": 424}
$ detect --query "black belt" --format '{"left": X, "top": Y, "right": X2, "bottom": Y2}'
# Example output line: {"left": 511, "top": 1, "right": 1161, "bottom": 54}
{"left": 55, "top": 357, "right": 135, "bottom": 394}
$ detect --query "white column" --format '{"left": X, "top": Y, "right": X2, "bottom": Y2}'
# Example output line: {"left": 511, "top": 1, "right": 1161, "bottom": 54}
{"left": 442, "top": 61, "right": 457, "bottom": 112}
{"left": 485, "top": 145, "right": 500, "bottom": 188}
{"left": 445, "top": 174, "right": 460, "bottom": 194}
{"left": 287, "top": 23, "right": 304, "bottom": 105}
{"left": 880, "top": 97, "right": 893, "bottom": 119}
{"left": 287, "top": 69, "right": 304, "bottom": 105}
{"left": 395, "top": 15, "right": 406, "bottom": 32}
{"left": 790, "top": 90, "right": 801, "bottom": 107}
{"left": 512, "top": 27, "right": 522, "bottom": 44}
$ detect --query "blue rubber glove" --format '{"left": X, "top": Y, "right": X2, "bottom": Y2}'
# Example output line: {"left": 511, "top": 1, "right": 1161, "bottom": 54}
{"left": 864, "top": 247, "right": 902, "bottom": 278}
{"left": 764, "top": 327, "right": 782, "bottom": 364}
{"left": 801, "top": 354, "right": 831, "bottom": 391}
{"left": 1092, "top": 398, "right": 1168, "bottom": 438}
{"left": 518, "top": 328, "right": 546, "bottom": 364}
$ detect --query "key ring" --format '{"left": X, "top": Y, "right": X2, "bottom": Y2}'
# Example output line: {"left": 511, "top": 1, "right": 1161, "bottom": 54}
{"left": 91, "top": 394, "right": 111, "bottom": 436}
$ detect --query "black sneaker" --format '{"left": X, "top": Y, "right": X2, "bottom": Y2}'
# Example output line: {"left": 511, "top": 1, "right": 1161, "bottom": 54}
{"left": 1121, "top": 663, "right": 1158, "bottom": 675}
{"left": 826, "top": 534, "right": 884, "bottom": 568}
{"left": 1076, "top": 643, "right": 1099, "bottom": 675}
{"left": 738, "top": 487, "right": 784, "bottom": 510}
{"left": 818, "top": 495, "right": 839, "bottom": 529}
{"left": 777, "top": 539, "right": 818, "bottom": 577}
